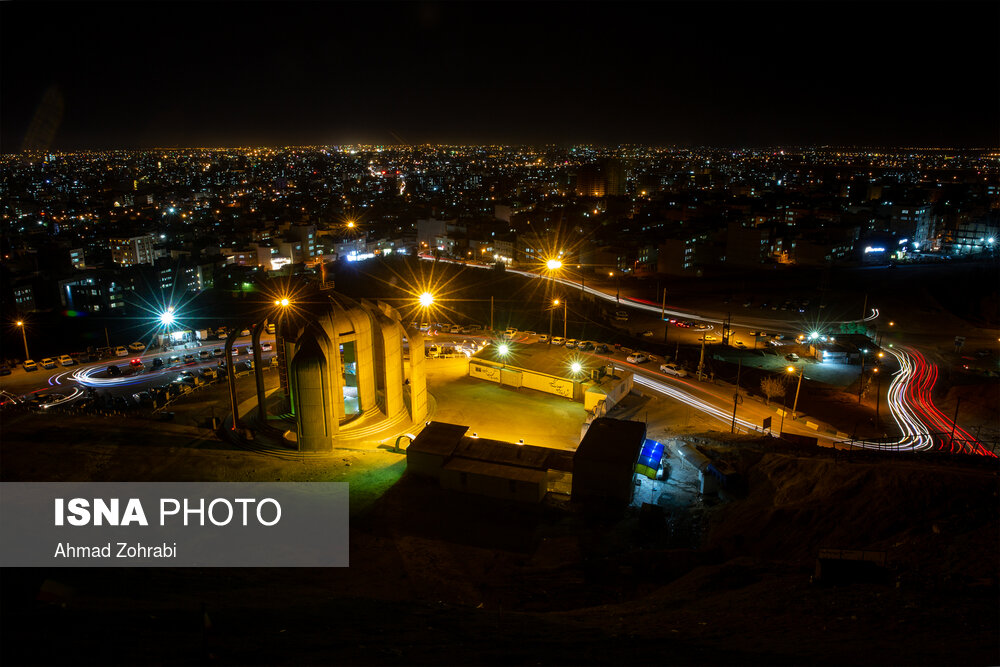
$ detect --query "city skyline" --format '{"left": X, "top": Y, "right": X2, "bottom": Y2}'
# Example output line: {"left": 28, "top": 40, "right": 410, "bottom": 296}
{"left": 2, "top": 1, "right": 998, "bottom": 151}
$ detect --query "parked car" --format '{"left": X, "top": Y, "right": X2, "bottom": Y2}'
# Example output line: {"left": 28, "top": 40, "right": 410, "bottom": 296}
{"left": 594, "top": 344, "right": 610, "bottom": 354}
{"left": 449, "top": 325, "right": 462, "bottom": 333}
{"left": 114, "top": 346, "right": 128, "bottom": 357}
{"left": 0, "top": 365, "right": 11, "bottom": 376}
{"left": 577, "top": 341, "right": 595, "bottom": 351}
{"left": 785, "top": 353, "right": 800, "bottom": 362}
{"left": 199, "top": 350, "right": 211, "bottom": 359}
{"left": 212, "top": 348, "right": 224, "bottom": 357}
{"left": 504, "top": 328, "right": 518, "bottom": 337}
{"left": 182, "top": 353, "right": 195, "bottom": 363}
{"left": 640, "top": 330, "right": 654, "bottom": 337}
{"left": 128, "top": 342, "right": 145, "bottom": 352}
{"left": 565, "top": 339, "right": 578, "bottom": 349}
{"left": 551, "top": 336, "right": 565, "bottom": 346}
{"left": 698, "top": 335, "right": 718, "bottom": 342}
{"left": 58, "top": 354, "right": 76, "bottom": 366}
{"left": 626, "top": 353, "right": 648, "bottom": 364}
{"left": 660, "top": 362, "right": 688, "bottom": 377}
{"left": 23, "top": 360, "right": 38, "bottom": 372}
{"left": 200, "top": 367, "right": 219, "bottom": 381}
{"left": 260, "top": 342, "right": 272, "bottom": 352}
{"left": 40, "top": 358, "right": 57, "bottom": 369}
{"left": 240, "top": 329, "right": 251, "bottom": 337}
{"left": 539, "top": 334, "right": 549, "bottom": 343}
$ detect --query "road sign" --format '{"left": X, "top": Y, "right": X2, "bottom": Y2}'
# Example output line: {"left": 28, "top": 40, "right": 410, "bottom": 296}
{"left": 763, "top": 416, "right": 772, "bottom": 430}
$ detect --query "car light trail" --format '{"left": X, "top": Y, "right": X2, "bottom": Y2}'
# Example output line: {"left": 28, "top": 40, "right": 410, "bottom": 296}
{"left": 887, "top": 346, "right": 994, "bottom": 456}
{"left": 419, "top": 254, "right": 875, "bottom": 328}
{"left": 71, "top": 365, "right": 172, "bottom": 388}
{"left": 620, "top": 366, "right": 763, "bottom": 434}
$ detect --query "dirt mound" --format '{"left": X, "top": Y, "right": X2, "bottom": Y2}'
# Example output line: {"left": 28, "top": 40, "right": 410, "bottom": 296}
{"left": 703, "top": 453, "right": 999, "bottom": 578}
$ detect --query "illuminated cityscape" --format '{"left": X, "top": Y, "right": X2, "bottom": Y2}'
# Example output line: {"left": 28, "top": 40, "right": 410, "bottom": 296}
{"left": 0, "top": 2, "right": 997, "bottom": 666}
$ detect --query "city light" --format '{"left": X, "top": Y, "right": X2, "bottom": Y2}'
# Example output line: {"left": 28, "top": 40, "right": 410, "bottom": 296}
{"left": 497, "top": 343, "right": 509, "bottom": 356}
{"left": 274, "top": 297, "right": 290, "bottom": 307}
{"left": 545, "top": 258, "right": 562, "bottom": 271}
{"left": 787, "top": 365, "right": 796, "bottom": 373}
{"left": 159, "top": 308, "right": 175, "bottom": 326}
{"left": 418, "top": 292, "right": 434, "bottom": 307}
{"left": 570, "top": 361, "right": 582, "bottom": 374}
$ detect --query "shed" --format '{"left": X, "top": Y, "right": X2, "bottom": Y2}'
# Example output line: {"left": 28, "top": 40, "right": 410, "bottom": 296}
{"left": 406, "top": 422, "right": 469, "bottom": 477}
{"left": 571, "top": 418, "right": 646, "bottom": 506}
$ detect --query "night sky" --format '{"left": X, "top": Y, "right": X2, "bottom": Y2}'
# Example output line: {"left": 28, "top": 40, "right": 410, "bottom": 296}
{"left": 2, "top": 1, "right": 997, "bottom": 150}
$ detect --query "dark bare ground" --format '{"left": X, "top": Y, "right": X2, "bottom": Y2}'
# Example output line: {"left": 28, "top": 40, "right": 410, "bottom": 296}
{"left": 1, "top": 413, "right": 997, "bottom": 666}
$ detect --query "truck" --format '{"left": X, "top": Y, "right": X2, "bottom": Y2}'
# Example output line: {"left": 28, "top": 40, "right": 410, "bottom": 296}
{"left": 195, "top": 329, "right": 211, "bottom": 341}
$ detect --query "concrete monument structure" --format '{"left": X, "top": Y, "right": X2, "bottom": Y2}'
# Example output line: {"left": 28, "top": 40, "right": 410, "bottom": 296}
{"left": 232, "top": 285, "right": 427, "bottom": 452}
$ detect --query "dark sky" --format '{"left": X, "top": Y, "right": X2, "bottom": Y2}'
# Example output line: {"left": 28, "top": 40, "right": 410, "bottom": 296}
{"left": 2, "top": 1, "right": 997, "bottom": 150}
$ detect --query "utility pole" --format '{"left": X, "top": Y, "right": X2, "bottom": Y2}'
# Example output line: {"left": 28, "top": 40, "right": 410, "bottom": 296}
{"left": 858, "top": 353, "right": 866, "bottom": 404}
{"left": 697, "top": 336, "right": 706, "bottom": 381}
{"left": 949, "top": 396, "right": 961, "bottom": 448}
{"left": 548, "top": 301, "right": 555, "bottom": 344}
{"left": 875, "top": 370, "right": 882, "bottom": 429}
{"left": 862, "top": 292, "right": 868, "bottom": 321}
{"left": 563, "top": 300, "right": 568, "bottom": 339}
{"left": 790, "top": 368, "right": 803, "bottom": 419}
{"left": 490, "top": 296, "right": 494, "bottom": 332}
{"left": 662, "top": 290, "right": 668, "bottom": 343}
{"left": 730, "top": 358, "right": 742, "bottom": 434}
{"left": 105, "top": 327, "right": 111, "bottom": 348}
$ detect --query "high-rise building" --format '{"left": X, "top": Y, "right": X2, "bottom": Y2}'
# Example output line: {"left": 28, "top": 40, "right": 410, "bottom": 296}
{"left": 109, "top": 235, "right": 154, "bottom": 267}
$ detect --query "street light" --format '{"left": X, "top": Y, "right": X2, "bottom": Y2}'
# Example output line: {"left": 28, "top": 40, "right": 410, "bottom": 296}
{"left": 497, "top": 343, "right": 509, "bottom": 369}
{"left": 545, "top": 258, "right": 563, "bottom": 271}
{"left": 418, "top": 292, "right": 434, "bottom": 308}
{"left": 273, "top": 297, "right": 290, "bottom": 307}
{"left": 787, "top": 365, "right": 804, "bottom": 420}
{"left": 570, "top": 361, "right": 582, "bottom": 374}
{"left": 15, "top": 320, "right": 29, "bottom": 360}
{"left": 548, "top": 299, "right": 559, "bottom": 343}
{"left": 159, "top": 307, "right": 176, "bottom": 326}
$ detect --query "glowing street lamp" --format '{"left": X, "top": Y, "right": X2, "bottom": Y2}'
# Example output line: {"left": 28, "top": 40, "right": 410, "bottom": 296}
{"left": 497, "top": 342, "right": 510, "bottom": 369}
{"left": 545, "top": 258, "right": 563, "bottom": 271}
{"left": 570, "top": 361, "right": 582, "bottom": 374}
{"left": 274, "top": 297, "right": 290, "bottom": 307}
{"left": 159, "top": 307, "right": 176, "bottom": 326}
{"left": 15, "top": 320, "right": 29, "bottom": 360}
{"left": 346, "top": 220, "right": 356, "bottom": 229}
{"left": 418, "top": 292, "right": 435, "bottom": 308}
{"left": 787, "top": 365, "right": 804, "bottom": 420}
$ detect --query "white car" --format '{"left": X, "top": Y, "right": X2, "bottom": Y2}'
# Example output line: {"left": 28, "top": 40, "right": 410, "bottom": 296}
{"left": 115, "top": 346, "right": 128, "bottom": 357}
{"left": 128, "top": 341, "right": 145, "bottom": 352}
{"left": 626, "top": 353, "right": 648, "bottom": 364}
{"left": 539, "top": 334, "right": 549, "bottom": 343}
{"left": 565, "top": 339, "right": 578, "bottom": 349}
{"left": 504, "top": 328, "right": 518, "bottom": 337}
{"left": 58, "top": 354, "right": 76, "bottom": 366}
{"left": 551, "top": 336, "right": 565, "bottom": 346}
{"left": 660, "top": 362, "right": 688, "bottom": 377}
{"left": 449, "top": 325, "right": 462, "bottom": 333}
{"left": 40, "top": 358, "right": 58, "bottom": 369}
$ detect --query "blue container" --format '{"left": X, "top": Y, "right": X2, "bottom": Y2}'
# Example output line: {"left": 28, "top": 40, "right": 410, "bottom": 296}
{"left": 635, "top": 439, "right": 664, "bottom": 479}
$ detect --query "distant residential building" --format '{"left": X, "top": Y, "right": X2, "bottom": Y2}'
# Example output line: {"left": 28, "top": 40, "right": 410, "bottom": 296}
{"left": 109, "top": 234, "right": 154, "bottom": 267}
{"left": 12, "top": 284, "right": 37, "bottom": 312}
{"left": 69, "top": 248, "right": 86, "bottom": 269}
{"left": 725, "top": 222, "right": 770, "bottom": 267}
{"left": 285, "top": 223, "right": 317, "bottom": 257}
{"left": 57, "top": 272, "right": 127, "bottom": 313}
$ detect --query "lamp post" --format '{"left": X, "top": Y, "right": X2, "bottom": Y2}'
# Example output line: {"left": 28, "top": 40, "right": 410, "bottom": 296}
{"left": 549, "top": 299, "right": 558, "bottom": 344}
{"left": 15, "top": 320, "right": 29, "bottom": 360}
{"left": 787, "top": 365, "right": 804, "bottom": 420}
{"left": 873, "top": 367, "right": 881, "bottom": 429}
